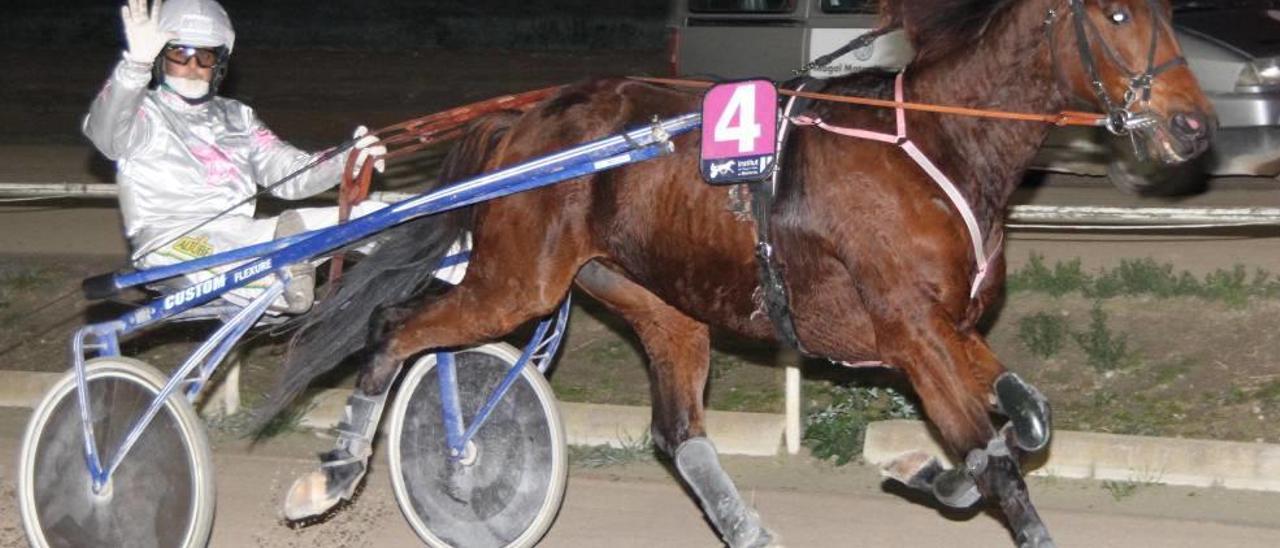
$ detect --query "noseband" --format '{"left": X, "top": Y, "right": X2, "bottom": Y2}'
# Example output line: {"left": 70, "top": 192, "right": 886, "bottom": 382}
{"left": 1047, "top": 0, "right": 1187, "bottom": 136}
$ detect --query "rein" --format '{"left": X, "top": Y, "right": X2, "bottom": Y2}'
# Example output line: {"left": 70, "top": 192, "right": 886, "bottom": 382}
{"left": 630, "top": 76, "right": 1108, "bottom": 128}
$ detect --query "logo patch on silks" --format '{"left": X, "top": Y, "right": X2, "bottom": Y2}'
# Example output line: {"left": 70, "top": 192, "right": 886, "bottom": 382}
{"left": 700, "top": 80, "right": 778, "bottom": 185}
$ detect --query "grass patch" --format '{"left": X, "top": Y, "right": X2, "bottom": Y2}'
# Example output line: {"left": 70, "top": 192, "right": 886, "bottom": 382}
{"left": 0, "top": 265, "right": 52, "bottom": 312}
{"left": 1017, "top": 312, "right": 1068, "bottom": 359}
{"left": 1006, "top": 254, "right": 1087, "bottom": 297}
{"left": 804, "top": 384, "right": 919, "bottom": 466}
{"left": 709, "top": 349, "right": 742, "bottom": 381}
{"left": 568, "top": 432, "right": 654, "bottom": 468}
{"left": 1008, "top": 254, "right": 1280, "bottom": 305}
{"left": 1101, "top": 479, "right": 1140, "bottom": 501}
{"left": 1102, "top": 469, "right": 1164, "bottom": 501}
{"left": 1072, "top": 304, "right": 1136, "bottom": 372}
{"left": 206, "top": 397, "right": 316, "bottom": 440}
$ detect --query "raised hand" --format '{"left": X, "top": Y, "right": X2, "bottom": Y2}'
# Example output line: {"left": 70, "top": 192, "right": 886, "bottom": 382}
{"left": 351, "top": 126, "right": 388, "bottom": 174}
{"left": 121, "top": 0, "right": 175, "bottom": 64}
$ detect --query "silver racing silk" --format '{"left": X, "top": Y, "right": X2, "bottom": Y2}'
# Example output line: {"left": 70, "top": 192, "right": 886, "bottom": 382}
{"left": 83, "top": 55, "right": 347, "bottom": 260}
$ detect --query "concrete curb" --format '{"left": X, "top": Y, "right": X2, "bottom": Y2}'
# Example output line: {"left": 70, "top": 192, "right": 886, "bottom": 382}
{"left": 864, "top": 419, "right": 1280, "bottom": 493}
{"left": 0, "top": 371, "right": 61, "bottom": 408}
{"left": 0, "top": 372, "right": 784, "bottom": 457}
{"left": 298, "top": 388, "right": 785, "bottom": 456}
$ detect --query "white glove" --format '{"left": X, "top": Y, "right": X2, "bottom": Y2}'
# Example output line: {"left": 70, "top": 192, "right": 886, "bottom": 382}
{"left": 351, "top": 125, "right": 387, "bottom": 175}
{"left": 121, "top": 0, "right": 175, "bottom": 64}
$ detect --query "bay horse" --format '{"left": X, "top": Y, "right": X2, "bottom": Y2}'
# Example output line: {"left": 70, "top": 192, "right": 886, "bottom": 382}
{"left": 264, "top": 0, "right": 1213, "bottom": 545}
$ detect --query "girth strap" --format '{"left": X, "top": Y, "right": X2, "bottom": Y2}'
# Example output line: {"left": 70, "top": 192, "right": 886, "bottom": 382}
{"left": 749, "top": 81, "right": 818, "bottom": 354}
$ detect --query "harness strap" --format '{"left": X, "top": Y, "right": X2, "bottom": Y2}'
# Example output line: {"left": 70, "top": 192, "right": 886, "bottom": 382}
{"left": 751, "top": 82, "right": 813, "bottom": 353}
{"left": 791, "top": 73, "right": 994, "bottom": 299}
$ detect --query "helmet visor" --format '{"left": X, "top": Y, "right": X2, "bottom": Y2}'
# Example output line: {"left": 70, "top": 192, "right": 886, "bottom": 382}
{"left": 163, "top": 45, "right": 223, "bottom": 68}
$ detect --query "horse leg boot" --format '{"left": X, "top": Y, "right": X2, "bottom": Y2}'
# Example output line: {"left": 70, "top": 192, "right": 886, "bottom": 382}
{"left": 282, "top": 364, "right": 401, "bottom": 521}
{"left": 973, "top": 429, "right": 1056, "bottom": 548}
{"left": 573, "top": 262, "right": 775, "bottom": 548}
{"left": 983, "top": 372, "right": 1055, "bottom": 548}
{"left": 675, "top": 437, "right": 774, "bottom": 548}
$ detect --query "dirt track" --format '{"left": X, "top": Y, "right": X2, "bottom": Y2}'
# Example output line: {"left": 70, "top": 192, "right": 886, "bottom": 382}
{"left": 3, "top": 407, "right": 1280, "bottom": 548}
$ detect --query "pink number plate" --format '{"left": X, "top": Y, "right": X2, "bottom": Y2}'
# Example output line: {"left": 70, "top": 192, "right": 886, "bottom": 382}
{"left": 700, "top": 80, "right": 778, "bottom": 184}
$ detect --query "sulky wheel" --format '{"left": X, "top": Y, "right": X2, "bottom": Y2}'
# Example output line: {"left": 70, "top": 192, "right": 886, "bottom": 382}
{"left": 387, "top": 343, "right": 567, "bottom": 548}
{"left": 17, "top": 357, "right": 215, "bottom": 548}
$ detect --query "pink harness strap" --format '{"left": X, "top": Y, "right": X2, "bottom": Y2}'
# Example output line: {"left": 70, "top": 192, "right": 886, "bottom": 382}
{"left": 790, "top": 73, "right": 996, "bottom": 299}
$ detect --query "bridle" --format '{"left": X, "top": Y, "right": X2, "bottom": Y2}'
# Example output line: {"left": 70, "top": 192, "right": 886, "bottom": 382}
{"left": 1046, "top": 0, "right": 1187, "bottom": 136}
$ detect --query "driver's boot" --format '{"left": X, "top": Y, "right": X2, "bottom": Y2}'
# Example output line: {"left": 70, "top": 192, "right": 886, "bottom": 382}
{"left": 273, "top": 210, "right": 315, "bottom": 314}
{"left": 282, "top": 387, "right": 390, "bottom": 521}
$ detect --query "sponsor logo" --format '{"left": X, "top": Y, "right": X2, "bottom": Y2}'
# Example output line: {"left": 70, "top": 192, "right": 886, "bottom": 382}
{"left": 132, "top": 307, "right": 153, "bottom": 324}
{"left": 233, "top": 259, "right": 272, "bottom": 284}
{"left": 710, "top": 159, "right": 737, "bottom": 178}
{"left": 173, "top": 236, "right": 214, "bottom": 258}
{"left": 162, "top": 275, "right": 227, "bottom": 310}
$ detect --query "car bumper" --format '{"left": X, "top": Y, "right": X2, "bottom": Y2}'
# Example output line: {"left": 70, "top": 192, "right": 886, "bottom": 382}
{"left": 1210, "top": 91, "right": 1280, "bottom": 129}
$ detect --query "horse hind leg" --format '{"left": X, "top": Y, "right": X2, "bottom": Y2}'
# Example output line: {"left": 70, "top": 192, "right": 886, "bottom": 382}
{"left": 862, "top": 294, "right": 1054, "bottom": 547}
{"left": 575, "top": 261, "right": 776, "bottom": 548}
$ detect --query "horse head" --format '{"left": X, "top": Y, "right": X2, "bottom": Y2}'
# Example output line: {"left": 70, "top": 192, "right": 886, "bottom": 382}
{"left": 1046, "top": 0, "right": 1216, "bottom": 170}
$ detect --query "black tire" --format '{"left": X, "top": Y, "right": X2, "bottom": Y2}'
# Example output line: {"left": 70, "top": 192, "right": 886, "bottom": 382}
{"left": 17, "top": 358, "right": 215, "bottom": 548}
{"left": 387, "top": 343, "right": 567, "bottom": 548}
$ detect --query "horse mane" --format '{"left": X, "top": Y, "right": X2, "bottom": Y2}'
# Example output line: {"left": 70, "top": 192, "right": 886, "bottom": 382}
{"left": 881, "top": 0, "right": 1020, "bottom": 64}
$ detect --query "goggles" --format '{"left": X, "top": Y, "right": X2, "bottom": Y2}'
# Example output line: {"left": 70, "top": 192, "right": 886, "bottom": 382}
{"left": 162, "top": 44, "right": 223, "bottom": 68}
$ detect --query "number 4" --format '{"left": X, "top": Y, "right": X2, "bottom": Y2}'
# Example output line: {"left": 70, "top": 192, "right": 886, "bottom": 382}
{"left": 714, "top": 84, "right": 762, "bottom": 153}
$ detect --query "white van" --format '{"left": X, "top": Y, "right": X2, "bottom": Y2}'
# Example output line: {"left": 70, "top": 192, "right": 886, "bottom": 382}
{"left": 666, "top": 0, "right": 913, "bottom": 80}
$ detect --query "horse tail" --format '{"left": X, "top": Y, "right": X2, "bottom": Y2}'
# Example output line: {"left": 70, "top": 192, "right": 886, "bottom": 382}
{"left": 254, "top": 111, "right": 519, "bottom": 427}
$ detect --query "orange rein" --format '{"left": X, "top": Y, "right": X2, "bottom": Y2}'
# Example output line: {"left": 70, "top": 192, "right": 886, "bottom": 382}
{"left": 628, "top": 76, "right": 1107, "bottom": 128}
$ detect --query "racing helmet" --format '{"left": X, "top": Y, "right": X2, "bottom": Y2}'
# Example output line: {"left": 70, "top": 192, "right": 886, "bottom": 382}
{"left": 152, "top": 0, "right": 236, "bottom": 103}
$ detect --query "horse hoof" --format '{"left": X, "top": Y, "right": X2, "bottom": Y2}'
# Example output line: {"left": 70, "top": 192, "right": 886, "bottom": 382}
{"left": 880, "top": 450, "right": 943, "bottom": 492}
{"left": 281, "top": 449, "right": 368, "bottom": 522}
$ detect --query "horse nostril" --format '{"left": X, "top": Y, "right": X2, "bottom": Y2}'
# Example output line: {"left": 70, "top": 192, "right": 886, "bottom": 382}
{"left": 1172, "top": 112, "right": 1210, "bottom": 142}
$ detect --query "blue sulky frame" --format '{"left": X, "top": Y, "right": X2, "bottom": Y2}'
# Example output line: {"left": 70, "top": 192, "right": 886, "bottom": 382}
{"left": 70, "top": 113, "right": 702, "bottom": 492}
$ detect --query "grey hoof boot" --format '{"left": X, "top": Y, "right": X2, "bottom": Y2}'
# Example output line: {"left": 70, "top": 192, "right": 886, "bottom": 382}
{"left": 995, "top": 372, "right": 1052, "bottom": 453}
{"left": 282, "top": 449, "right": 368, "bottom": 521}
{"left": 880, "top": 450, "right": 981, "bottom": 509}
{"left": 674, "top": 437, "right": 775, "bottom": 548}
{"left": 1018, "top": 523, "right": 1057, "bottom": 548}
{"left": 932, "top": 468, "right": 981, "bottom": 509}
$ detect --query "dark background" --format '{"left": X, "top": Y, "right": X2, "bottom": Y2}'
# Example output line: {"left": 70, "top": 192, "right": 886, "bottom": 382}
{"left": 4, "top": 0, "right": 671, "bottom": 51}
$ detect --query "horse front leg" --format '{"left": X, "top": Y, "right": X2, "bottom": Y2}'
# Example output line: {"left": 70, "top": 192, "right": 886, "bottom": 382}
{"left": 865, "top": 293, "right": 1054, "bottom": 548}
{"left": 575, "top": 261, "right": 777, "bottom": 548}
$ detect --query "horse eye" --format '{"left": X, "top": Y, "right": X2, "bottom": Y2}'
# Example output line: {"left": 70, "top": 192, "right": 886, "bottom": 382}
{"left": 1107, "top": 8, "right": 1131, "bottom": 24}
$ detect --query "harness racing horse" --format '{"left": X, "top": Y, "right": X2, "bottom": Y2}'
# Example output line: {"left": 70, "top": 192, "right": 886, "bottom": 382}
{"left": 264, "top": 0, "right": 1213, "bottom": 545}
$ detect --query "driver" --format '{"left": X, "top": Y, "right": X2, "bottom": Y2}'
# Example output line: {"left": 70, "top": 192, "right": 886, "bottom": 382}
{"left": 83, "top": 0, "right": 388, "bottom": 313}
